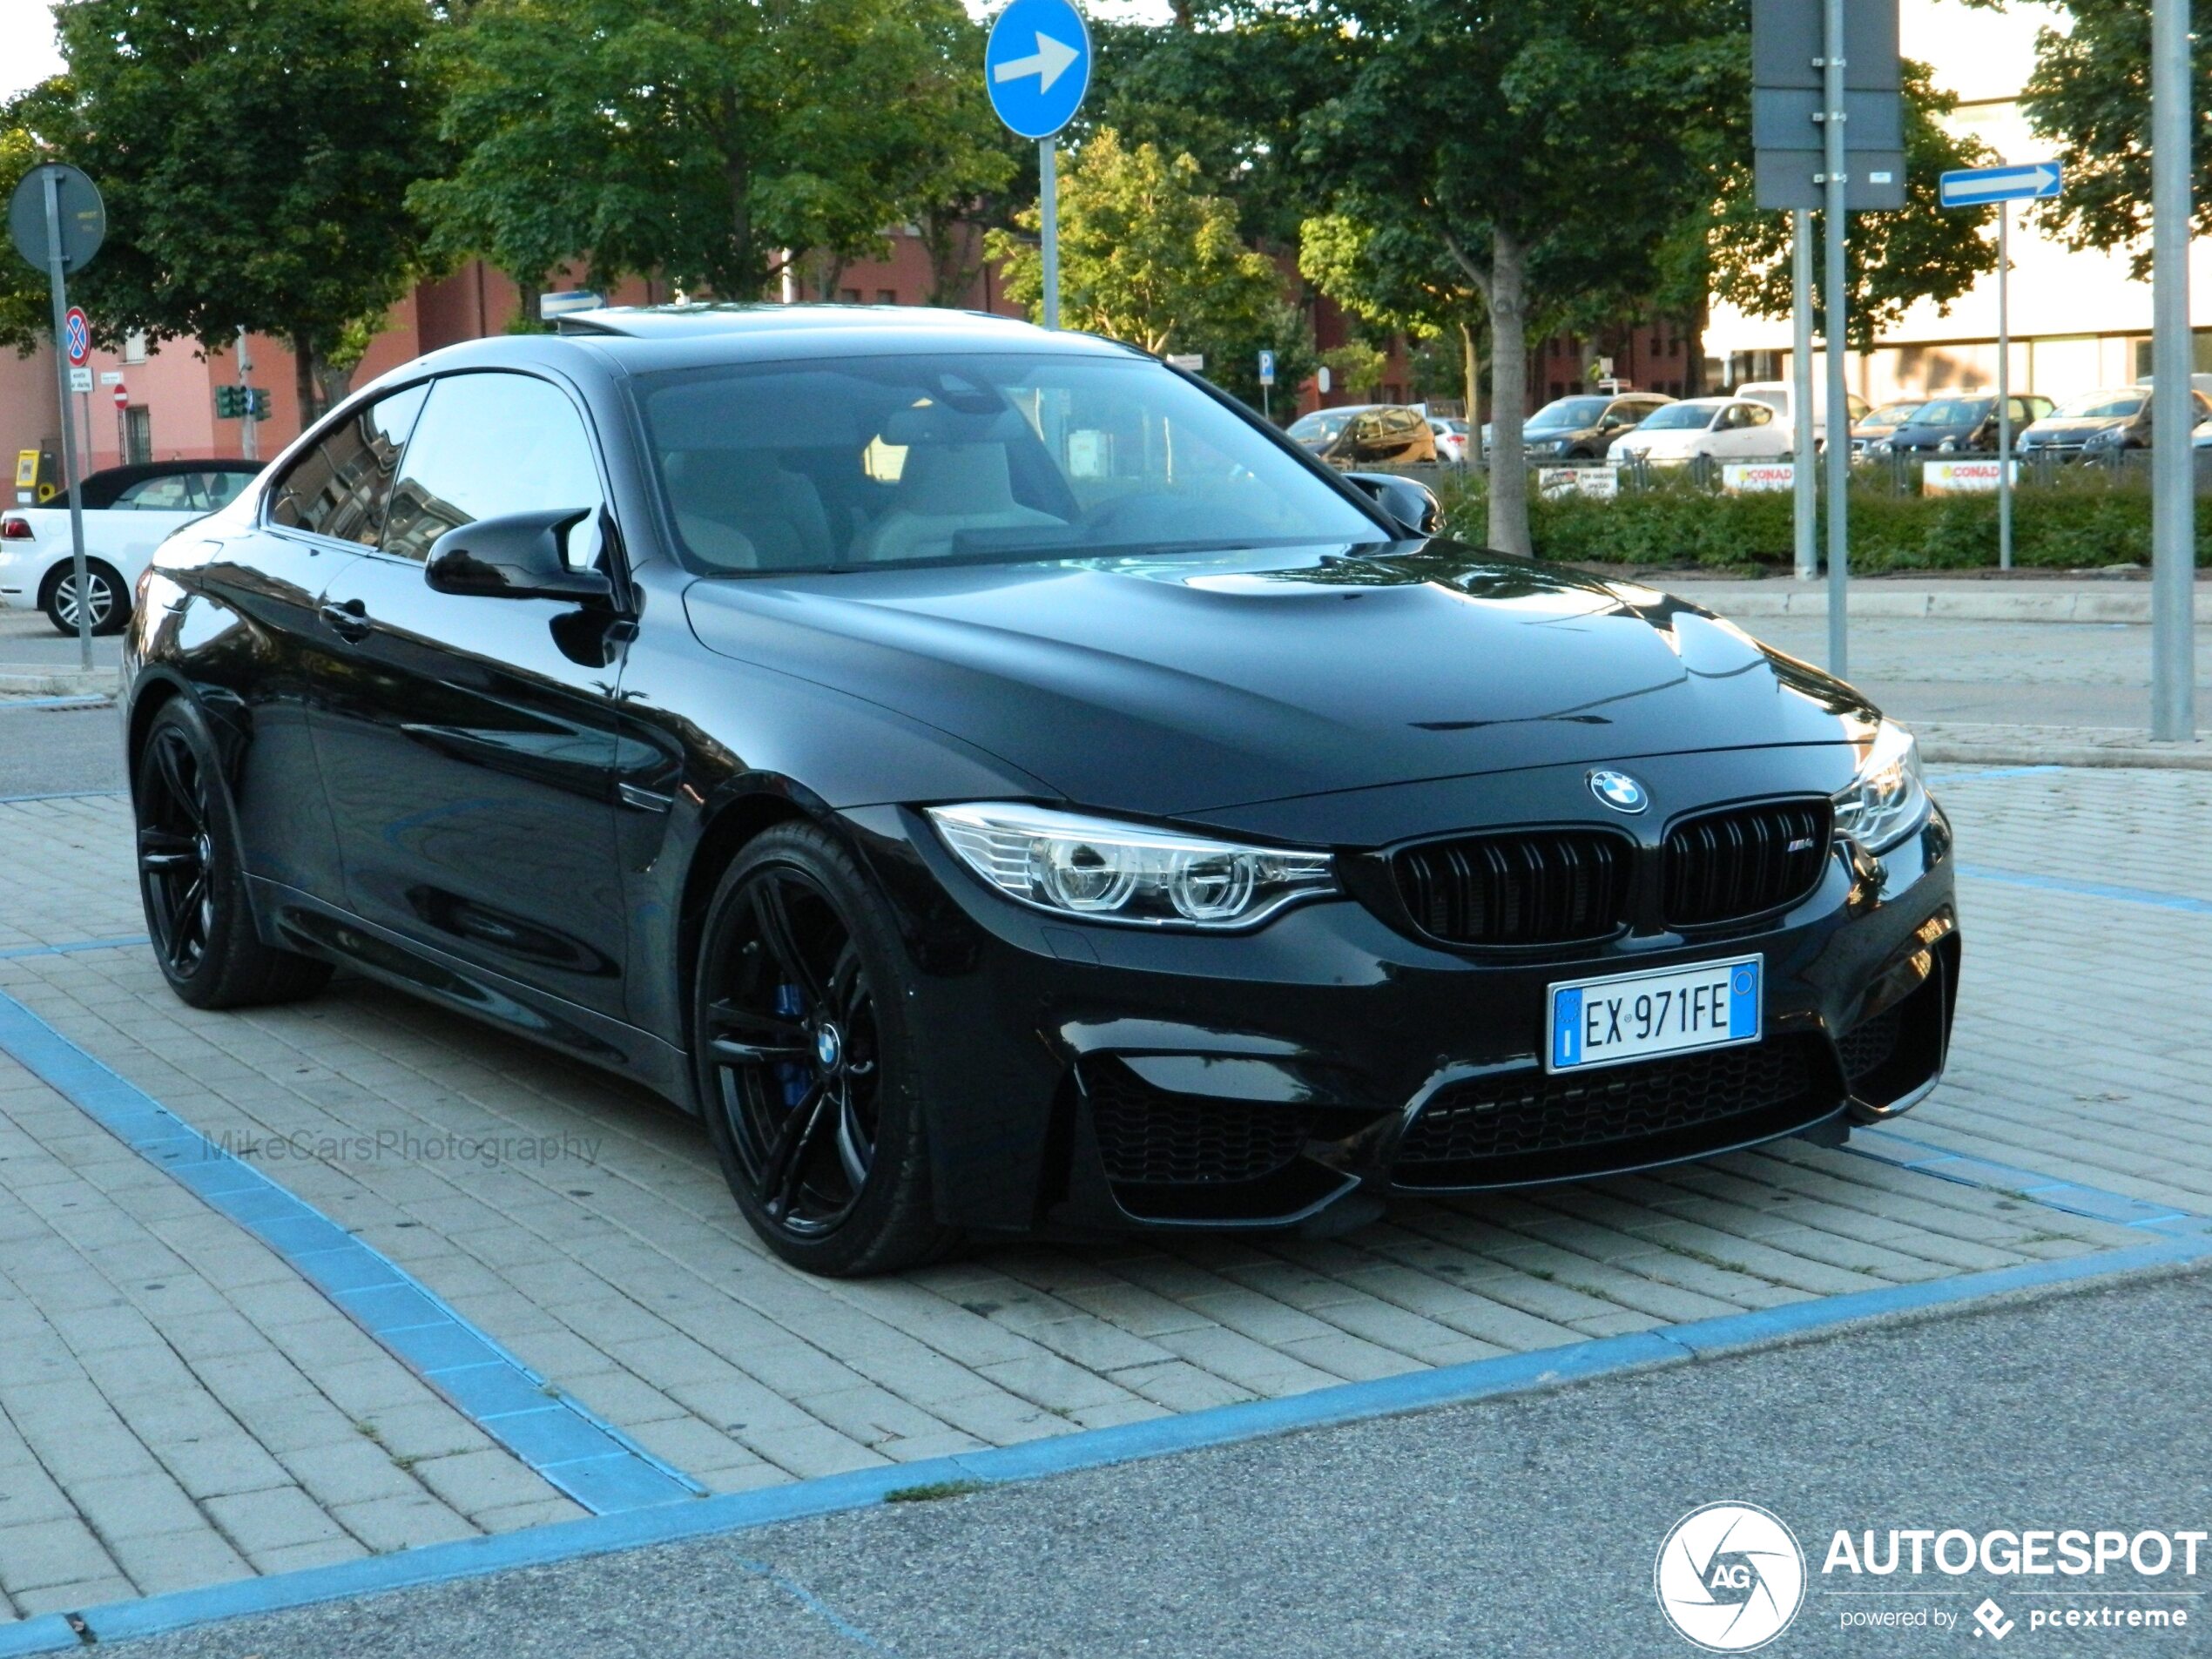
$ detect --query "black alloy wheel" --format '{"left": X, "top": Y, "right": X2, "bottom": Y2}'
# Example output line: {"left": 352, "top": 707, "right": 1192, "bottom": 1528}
{"left": 694, "top": 823, "right": 954, "bottom": 1276}
{"left": 132, "top": 702, "right": 334, "bottom": 1009}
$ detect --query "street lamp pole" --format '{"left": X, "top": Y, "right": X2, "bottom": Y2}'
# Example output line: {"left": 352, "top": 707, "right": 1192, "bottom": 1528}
{"left": 1791, "top": 209, "right": 1817, "bottom": 581}
{"left": 1821, "top": 0, "right": 1851, "bottom": 678}
{"left": 2148, "top": 0, "right": 2195, "bottom": 741}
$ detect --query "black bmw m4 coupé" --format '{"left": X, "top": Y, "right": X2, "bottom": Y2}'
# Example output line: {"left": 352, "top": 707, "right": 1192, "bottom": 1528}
{"left": 124, "top": 307, "right": 1957, "bottom": 1275}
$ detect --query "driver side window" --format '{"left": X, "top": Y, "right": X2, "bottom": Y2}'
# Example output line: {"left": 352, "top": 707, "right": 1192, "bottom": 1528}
{"left": 381, "top": 373, "right": 606, "bottom": 567}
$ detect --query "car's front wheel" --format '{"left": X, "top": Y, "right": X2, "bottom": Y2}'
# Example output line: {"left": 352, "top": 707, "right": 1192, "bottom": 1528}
{"left": 134, "top": 700, "right": 334, "bottom": 1009}
{"left": 692, "top": 822, "right": 957, "bottom": 1276}
{"left": 44, "top": 558, "right": 129, "bottom": 636}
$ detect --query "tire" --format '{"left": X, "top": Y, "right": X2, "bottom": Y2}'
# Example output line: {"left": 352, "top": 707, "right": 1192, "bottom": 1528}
{"left": 691, "top": 822, "right": 958, "bottom": 1277}
{"left": 133, "top": 700, "right": 334, "bottom": 1010}
{"left": 44, "top": 558, "right": 130, "bottom": 637}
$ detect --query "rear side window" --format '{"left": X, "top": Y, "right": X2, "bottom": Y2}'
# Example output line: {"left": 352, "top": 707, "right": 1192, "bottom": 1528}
{"left": 115, "top": 475, "right": 199, "bottom": 511}
{"left": 269, "top": 386, "right": 428, "bottom": 544}
{"left": 380, "top": 372, "right": 606, "bottom": 565}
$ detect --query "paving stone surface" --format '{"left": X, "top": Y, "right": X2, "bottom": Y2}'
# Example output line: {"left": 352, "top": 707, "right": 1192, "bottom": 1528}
{"left": 0, "top": 762, "right": 2192, "bottom": 1617}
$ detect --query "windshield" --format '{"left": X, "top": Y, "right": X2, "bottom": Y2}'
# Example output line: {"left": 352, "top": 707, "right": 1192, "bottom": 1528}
{"left": 640, "top": 353, "right": 1386, "bottom": 574}
{"left": 1527, "top": 397, "right": 1610, "bottom": 431}
{"left": 1287, "top": 410, "right": 1353, "bottom": 442}
{"left": 2050, "top": 390, "right": 2145, "bottom": 420}
{"left": 1638, "top": 403, "right": 1720, "bottom": 430}
{"left": 1862, "top": 401, "right": 1924, "bottom": 427}
{"left": 1912, "top": 398, "right": 1993, "bottom": 426}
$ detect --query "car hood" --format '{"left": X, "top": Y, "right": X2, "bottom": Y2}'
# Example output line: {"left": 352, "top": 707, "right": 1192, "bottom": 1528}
{"left": 681, "top": 542, "right": 1878, "bottom": 822}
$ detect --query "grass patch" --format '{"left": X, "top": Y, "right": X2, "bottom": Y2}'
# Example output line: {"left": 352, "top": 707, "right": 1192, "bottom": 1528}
{"left": 884, "top": 1480, "right": 991, "bottom": 1505}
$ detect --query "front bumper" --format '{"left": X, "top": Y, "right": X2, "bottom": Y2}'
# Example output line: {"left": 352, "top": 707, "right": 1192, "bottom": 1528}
{"left": 841, "top": 759, "right": 1960, "bottom": 1239}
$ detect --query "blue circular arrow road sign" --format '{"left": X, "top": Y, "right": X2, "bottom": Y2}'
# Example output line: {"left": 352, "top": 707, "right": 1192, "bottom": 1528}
{"left": 986, "top": 0, "right": 1092, "bottom": 141}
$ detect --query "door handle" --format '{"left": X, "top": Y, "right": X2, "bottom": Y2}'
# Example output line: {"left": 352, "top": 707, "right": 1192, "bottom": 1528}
{"left": 320, "top": 597, "right": 371, "bottom": 641}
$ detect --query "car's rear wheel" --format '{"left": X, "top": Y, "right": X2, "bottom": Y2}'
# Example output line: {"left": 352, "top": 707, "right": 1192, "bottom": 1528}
{"left": 44, "top": 559, "right": 129, "bottom": 636}
{"left": 693, "top": 823, "right": 956, "bottom": 1276}
{"left": 134, "top": 701, "right": 334, "bottom": 1009}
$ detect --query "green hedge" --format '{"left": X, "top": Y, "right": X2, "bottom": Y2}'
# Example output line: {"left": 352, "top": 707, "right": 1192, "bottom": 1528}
{"left": 1435, "top": 468, "right": 2212, "bottom": 572}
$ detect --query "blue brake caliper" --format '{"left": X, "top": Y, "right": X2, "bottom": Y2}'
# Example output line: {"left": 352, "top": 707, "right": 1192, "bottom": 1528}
{"left": 773, "top": 983, "right": 810, "bottom": 1108}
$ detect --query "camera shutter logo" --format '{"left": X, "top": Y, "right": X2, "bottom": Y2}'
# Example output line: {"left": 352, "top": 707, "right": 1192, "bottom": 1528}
{"left": 1654, "top": 1502, "right": 1806, "bottom": 1651}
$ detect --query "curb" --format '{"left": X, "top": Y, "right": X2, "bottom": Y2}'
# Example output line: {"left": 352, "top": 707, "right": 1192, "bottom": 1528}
{"left": 1918, "top": 725, "right": 2212, "bottom": 772}
{"left": 1674, "top": 585, "right": 2212, "bottom": 626}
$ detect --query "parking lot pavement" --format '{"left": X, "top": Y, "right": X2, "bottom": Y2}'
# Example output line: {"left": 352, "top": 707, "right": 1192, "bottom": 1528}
{"left": 0, "top": 752, "right": 2197, "bottom": 1625}
{"left": 101, "top": 1258, "right": 2212, "bottom": 1659}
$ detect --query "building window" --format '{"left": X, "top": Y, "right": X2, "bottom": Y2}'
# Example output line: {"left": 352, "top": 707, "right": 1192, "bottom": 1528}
{"left": 124, "top": 331, "right": 148, "bottom": 364}
{"left": 837, "top": 287, "right": 860, "bottom": 303}
{"left": 124, "top": 406, "right": 152, "bottom": 464}
{"left": 877, "top": 288, "right": 897, "bottom": 306}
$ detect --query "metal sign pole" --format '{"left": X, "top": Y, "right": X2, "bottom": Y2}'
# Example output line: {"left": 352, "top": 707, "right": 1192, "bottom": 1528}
{"left": 1038, "top": 138, "right": 1060, "bottom": 331}
{"left": 1821, "top": 0, "right": 1850, "bottom": 678}
{"left": 1997, "top": 202, "right": 2013, "bottom": 570}
{"left": 40, "top": 172, "right": 92, "bottom": 672}
{"left": 1791, "top": 209, "right": 1817, "bottom": 581}
{"left": 2149, "top": 0, "right": 2195, "bottom": 741}
{"left": 238, "top": 327, "right": 260, "bottom": 464}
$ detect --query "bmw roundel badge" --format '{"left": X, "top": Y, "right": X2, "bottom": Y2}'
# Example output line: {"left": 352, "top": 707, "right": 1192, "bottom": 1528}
{"left": 1588, "top": 770, "right": 1649, "bottom": 814}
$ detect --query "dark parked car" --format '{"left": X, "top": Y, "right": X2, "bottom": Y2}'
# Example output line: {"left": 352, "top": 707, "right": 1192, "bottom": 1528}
{"left": 1867, "top": 394, "right": 2053, "bottom": 456}
{"left": 1849, "top": 399, "right": 1925, "bottom": 456}
{"left": 1500, "top": 393, "right": 1675, "bottom": 462}
{"left": 2019, "top": 387, "right": 2212, "bottom": 464}
{"left": 1286, "top": 403, "right": 1437, "bottom": 468}
{"left": 124, "top": 307, "right": 1958, "bottom": 1276}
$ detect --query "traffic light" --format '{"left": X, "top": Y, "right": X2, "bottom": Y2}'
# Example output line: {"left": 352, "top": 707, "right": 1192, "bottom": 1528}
{"left": 213, "top": 384, "right": 243, "bottom": 420}
{"left": 247, "top": 388, "right": 271, "bottom": 421}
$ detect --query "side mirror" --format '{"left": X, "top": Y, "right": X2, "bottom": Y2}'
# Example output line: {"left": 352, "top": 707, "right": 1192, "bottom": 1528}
{"left": 424, "top": 509, "right": 613, "bottom": 603}
{"left": 1345, "top": 471, "right": 1441, "bottom": 536}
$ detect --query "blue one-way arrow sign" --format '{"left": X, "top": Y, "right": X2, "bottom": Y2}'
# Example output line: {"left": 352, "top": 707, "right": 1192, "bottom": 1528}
{"left": 986, "top": 0, "right": 1092, "bottom": 140}
{"left": 1939, "top": 162, "right": 2062, "bottom": 208}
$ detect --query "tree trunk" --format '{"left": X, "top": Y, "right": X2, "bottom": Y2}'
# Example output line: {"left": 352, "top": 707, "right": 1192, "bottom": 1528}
{"left": 1683, "top": 294, "right": 1710, "bottom": 397}
{"left": 1487, "top": 226, "right": 1533, "bottom": 558}
{"left": 292, "top": 335, "right": 320, "bottom": 432}
{"left": 1460, "top": 316, "right": 1484, "bottom": 475}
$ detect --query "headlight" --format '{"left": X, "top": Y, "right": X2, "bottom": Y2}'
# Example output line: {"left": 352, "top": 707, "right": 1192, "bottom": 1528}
{"left": 927, "top": 804, "right": 1336, "bottom": 929}
{"left": 1831, "top": 721, "right": 1931, "bottom": 854}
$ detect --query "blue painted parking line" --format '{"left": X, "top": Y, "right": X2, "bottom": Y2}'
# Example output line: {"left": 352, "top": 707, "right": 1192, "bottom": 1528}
{"left": 0, "top": 693, "right": 113, "bottom": 711}
{"left": 1850, "top": 1125, "right": 2207, "bottom": 1236}
{"left": 0, "top": 934, "right": 147, "bottom": 961}
{"left": 1955, "top": 862, "right": 2212, "bottom": 918}
{"left": 0, "top": 987, "right": 707, "bottom": 1518}
{"left": 0, "top": 786, "right": 125, "bottom": 804}
{"left": 0, "top": 1232, "right": 2202, "bottom": 1658}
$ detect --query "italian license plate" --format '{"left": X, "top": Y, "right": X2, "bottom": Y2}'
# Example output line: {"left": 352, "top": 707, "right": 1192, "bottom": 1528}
{"left": 1548, "top": 955, "right": 1762, "bottom": 1074}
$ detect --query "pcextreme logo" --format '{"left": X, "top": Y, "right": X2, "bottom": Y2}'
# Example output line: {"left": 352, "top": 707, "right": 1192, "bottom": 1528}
{"left": 1655, "top": 1501, "right": 1808, "bottom": 1651}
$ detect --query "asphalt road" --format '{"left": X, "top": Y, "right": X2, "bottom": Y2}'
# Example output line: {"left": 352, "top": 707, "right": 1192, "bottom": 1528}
{"left": 107, "top": 1260, "right": 2212, "bottom": 1658}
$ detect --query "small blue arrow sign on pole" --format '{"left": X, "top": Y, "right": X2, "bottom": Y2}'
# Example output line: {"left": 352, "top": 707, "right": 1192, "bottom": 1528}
{"left": 1938, "top": 161, "right": 2062, "bottom": 208}
{"left": 986, "top": 0, "right": 1092, "bottom": 140}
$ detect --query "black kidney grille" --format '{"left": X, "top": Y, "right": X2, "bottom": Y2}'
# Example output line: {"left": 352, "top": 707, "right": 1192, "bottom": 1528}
{"left": 1087, "top": 1064, "right": 1315, "bottom": 1186}
{"left": 1398, "top": 1039, "right": 1815, "bottom": 1166}
{"left": 1663, "top": 799, "right": 1832, "bottom": 929}
{"left": 1834, "top": 1004, "right": 1902, "bottom": 1083}
{"left": 1392, "top": 829, "right": 1633, "bottom": 947}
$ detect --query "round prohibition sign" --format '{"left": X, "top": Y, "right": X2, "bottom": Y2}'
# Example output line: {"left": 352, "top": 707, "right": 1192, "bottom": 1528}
{"left": 63, "top": 307, "right": 90, "bottom": 367}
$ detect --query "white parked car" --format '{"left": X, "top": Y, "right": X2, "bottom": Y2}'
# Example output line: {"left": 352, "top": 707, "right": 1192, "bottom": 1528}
{"left": 1736, "top": 381, "right": 1870, "bottom": 445}
{"left": 1427, "top": 415, "right": 1470, "bottom": 464}
{"left": 0, "top": 462, "right": 260, "bottom": 633}
{"left": 1610, "top": 398, "right": 1792, "bottom": 465}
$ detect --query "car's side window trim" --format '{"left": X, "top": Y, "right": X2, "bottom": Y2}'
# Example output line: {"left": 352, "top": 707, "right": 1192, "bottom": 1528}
{"left": 260, "top": 375, "right": 438, "bottom": 554}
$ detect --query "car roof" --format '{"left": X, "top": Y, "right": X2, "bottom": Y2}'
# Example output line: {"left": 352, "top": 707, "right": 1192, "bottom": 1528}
{"left": 541, "top": 302, "right": 1143, "bottom": 372}
{"left": 82, "top": 459, "right": 259, "bottom": 487}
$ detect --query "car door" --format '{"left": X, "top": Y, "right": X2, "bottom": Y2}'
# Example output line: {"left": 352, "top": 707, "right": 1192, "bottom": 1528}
{"left": 182, "top": 385, "right": 428, "bottom": 897}
{"left": 308, "top": 368, "right": 632, "bottom": 1022}
{"left": 1703, "top": 403, "right": 1745, "bottom": 457}
{"left": 1740, "top": 401, "right": 1788, "bottom": 457}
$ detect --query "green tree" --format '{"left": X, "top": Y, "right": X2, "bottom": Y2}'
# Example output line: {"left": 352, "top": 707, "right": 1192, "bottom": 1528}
{"left": 987, "top": 129, "right": 1281, "bottom": 358}
{"left": 415, "top": 0, "right": 986, "bottom": 318}
{"left": 1298, "top": 211, "right": 1485, "bottom": 422}
{"left": 0, "top": 119, "right": 45, "bottom": 353}
{"left": 3, "top": 0, "right": 442, "bottom": 422}
{"left": 1960, "top": 0, "right": 2212, "bottom": 273}
{"left": 1295, "top": 0, "right": 1742, "bottom": 555}
{"left": 1703, "top": 62, "right": 2001, "bottom": 345}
